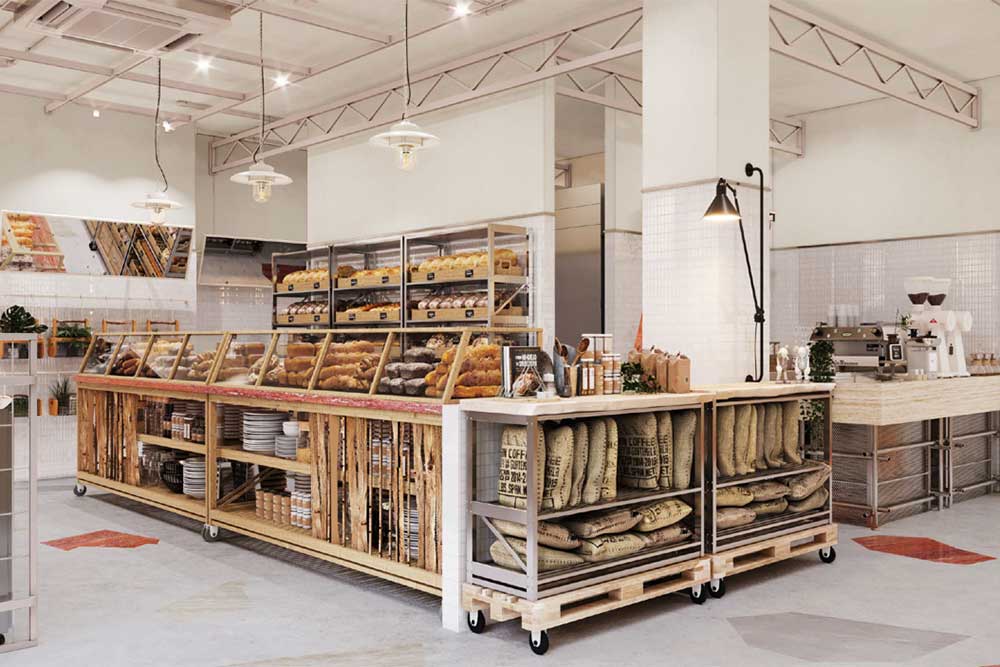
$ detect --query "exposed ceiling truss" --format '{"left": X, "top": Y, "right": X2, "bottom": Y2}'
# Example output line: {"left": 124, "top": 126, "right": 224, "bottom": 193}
{"left": 769, "top": 0, "right": 980, "bottom": 128}
{"left": 210, "top": 2, "right": 644, "bottom": 173}
{"left": 769, "top": 117, "right": 804, "bottom": 157}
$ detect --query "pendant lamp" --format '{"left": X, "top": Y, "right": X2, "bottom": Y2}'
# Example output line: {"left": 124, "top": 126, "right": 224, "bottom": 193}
{"left": 370, "top": 0, "right": 439, "bottom": 170}
{"left": 131, "top": 59, "right": 182, "bottom": 225}
{"left": 230, "top": 13, "right": 292, "bottom": 202}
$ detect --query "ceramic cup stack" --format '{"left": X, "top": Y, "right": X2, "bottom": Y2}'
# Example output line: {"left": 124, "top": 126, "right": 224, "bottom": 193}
{"left": 181, "top": 457, "right": 207, "bottom": 498}
{"left": 242, "top": 411, "right": 285, "bottom": 454}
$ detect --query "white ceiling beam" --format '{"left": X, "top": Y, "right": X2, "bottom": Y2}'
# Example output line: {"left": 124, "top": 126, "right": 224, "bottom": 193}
{"left": 556, "top": 87, "right": 640, "bottom": 115}
{"left": 186, "top": 45, "right": 312, "bottom": 77}
{"left": 769, "top": 0, "right": 980, "bottom": 128}
{"left": 185, "top": 0, "right": 557, "bottom": 128}
{"left": 0, "top": 82, "right": 191, "bottom": 122}
{"left": 0, "top": 46, "right": 246, "bottom": 101}
{"left": 769, "top": 117, "right": 804, "bottom": 157}
{"left": 248, "top": 1, "right": 390, "bottom": 44}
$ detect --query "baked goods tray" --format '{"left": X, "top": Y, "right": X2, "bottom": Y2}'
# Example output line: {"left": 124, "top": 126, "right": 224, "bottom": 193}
{"left": 275, "top": 313, "right": 331, "bottom": 326}
{"left": 276, "top": 279, "right": 330, "bottom": 293}
{"left": 409, "top": 306, "right": 524, "bottom": 322}
{"left": 336, "top": 274, "right": 401, "bottom": 289}
{"left": 409, "top": 264, "right": 523, "bottom": 284}
{"left": 335, "top": 309, "right": 401, "bottom": 323}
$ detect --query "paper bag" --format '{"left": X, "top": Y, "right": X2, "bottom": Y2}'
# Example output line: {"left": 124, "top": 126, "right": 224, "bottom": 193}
{"left": 667, "top": 355, "right": 691, "bottom": 393}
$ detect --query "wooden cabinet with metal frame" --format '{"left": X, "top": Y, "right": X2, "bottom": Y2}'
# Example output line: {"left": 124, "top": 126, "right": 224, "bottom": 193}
{"left": 701, "top": 383, "right": 838, "bottom": 599}
{"left": 460, "top": 393, "right": 712, "bottom": 655}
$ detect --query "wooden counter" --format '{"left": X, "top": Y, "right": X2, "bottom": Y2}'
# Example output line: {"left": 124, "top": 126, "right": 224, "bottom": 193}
{"left": 695, "top": 382, "right": 835, "bottom": 401}
{"left": 832, "top": 375, "right": 1000, "bottom": 426}
{"left": 458, "top": 391, "right": 711, "bottom": 417}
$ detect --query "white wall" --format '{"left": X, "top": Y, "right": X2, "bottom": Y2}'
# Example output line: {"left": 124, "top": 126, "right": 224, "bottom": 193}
{"left": 773, "top": 75, "right": 1000, "bottom": 248}
{"left": 196, "top": 135, "right": 308, "bottom": 246}
{"left": 307, "top": 85, "right": 554, "bottom": 242}
{"left": 0, "top": 92, "right": 195, "bottom": 228}
{"left": 605, "top": 108, "right": 642, "bottom": 234}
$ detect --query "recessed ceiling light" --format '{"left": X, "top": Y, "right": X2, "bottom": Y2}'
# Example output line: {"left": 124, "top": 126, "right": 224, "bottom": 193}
{"left": 196, "top": 56, "right": 211, "bottom": 72}
{"left": 452, "top": 2, "right": 471, "bottom": 17}
{"left": 92, "top": 109, "right": 100, "bottom": 118}
{"left": 273, "top": 73, "right": 290, "bottom": 88}
{"left": 162, "top": 120, "right": 174, "bottom": 133}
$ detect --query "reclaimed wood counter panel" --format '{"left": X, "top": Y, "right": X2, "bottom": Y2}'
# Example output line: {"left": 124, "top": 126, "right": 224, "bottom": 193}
{"left": 459, "top": 391, "right": 712, "bottom": 418}
{"left": 832, "top": 376, "right": 1000, "bottom": 426}
{"left": 695, "top": 382, "right": 835, "bottom": 401}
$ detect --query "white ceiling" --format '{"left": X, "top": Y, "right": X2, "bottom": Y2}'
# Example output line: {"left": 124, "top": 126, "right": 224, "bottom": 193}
{"left": 0, "top": 0, "right": 997, "bottom": 144}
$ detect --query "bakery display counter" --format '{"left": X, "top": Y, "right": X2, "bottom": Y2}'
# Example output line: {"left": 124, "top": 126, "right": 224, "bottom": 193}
{"left": 831, "top": 376, "right": 1000, "bottom": 528}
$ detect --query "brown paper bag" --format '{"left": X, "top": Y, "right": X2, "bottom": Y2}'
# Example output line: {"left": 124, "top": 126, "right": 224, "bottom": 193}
{"left": 667, "top": 355, "right": 691, "bottom": 393}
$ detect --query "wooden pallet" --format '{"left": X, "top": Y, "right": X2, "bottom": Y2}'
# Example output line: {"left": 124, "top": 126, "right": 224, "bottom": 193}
{"left": 462, "top": 556, "right": 711, "bottom": 632}
{"left": 710, "top": 524, "right": 838, "bottom": 580}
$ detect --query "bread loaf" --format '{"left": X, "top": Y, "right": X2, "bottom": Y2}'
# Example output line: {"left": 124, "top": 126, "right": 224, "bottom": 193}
{"left": 287, "top": 342, "right": 315, "bottom": 358}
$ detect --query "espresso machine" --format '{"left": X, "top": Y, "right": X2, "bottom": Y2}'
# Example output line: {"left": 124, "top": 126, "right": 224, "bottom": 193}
{"left": 810, "top": 324, "right": 902, "bottom": 376}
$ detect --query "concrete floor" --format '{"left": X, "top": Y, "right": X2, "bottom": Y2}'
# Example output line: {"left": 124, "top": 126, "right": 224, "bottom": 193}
{"left": 7, "top": 480, "right": 1000, "bottom": 666}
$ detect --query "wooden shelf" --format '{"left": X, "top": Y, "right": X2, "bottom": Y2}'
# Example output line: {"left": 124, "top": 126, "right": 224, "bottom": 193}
{"left": 77, "top": 472, "right": 205, "bottom": 520}
{"left": 215, "top": 446, "right": 311, "bottom": 474}
{"left": 138, "top": 433, "right": 206, "bottom": 455}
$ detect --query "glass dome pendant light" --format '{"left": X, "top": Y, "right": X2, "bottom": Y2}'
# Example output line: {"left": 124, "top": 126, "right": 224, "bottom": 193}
{"left": 369, "top": 0, "right": 439, "bottom": 170}
{"left": 230, "top": 13, "right": 292, "bottom": 203}
{"left": 131, "top": 59, "right": 182, "bottom": 225}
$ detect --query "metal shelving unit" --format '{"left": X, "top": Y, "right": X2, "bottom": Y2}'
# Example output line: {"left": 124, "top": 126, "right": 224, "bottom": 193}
{"left": 331, "top": 236, "right": 404, "bottom": 328}
{"left": 0, "top": 334, "right": 40, "bottom": 653}
{"left": 271, "top": 247, "right": 333, "bottom": 329}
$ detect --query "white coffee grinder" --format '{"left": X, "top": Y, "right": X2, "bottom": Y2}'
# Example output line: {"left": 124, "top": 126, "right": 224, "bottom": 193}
{"left": 904, "top": 276, "right": 944, "bottom": 378}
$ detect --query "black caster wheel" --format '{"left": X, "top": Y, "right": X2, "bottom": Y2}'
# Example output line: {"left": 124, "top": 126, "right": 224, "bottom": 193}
{"left": 528, "top": 630, "right": 549, "bottom": 656}
{"left": 819, "top": 546, "right": 836, "bottom": 564}
{"left": 467, "top": 610, "right": 486, "bottom": 634}
{"left": 0, "top": 633, "right": 6, "bottom": 646}
{"left": 710, "top": 578, "right": 726, "bottom": 599}
{"left": 73, "top": 483, "right": 87, "bottom": 497}
{"left": 202, "top": 525, "right": 221, "bottom": 543}
{"left": 689, "top": 583, "right": 707, "bottom": 604}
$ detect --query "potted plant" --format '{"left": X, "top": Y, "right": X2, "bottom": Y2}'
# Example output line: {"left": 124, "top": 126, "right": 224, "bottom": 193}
{"left": 0, "top": 305, "right": 48, "bottom": 359}
{"left": 50, "top": 377, "right": 73, "bottom": 416}
{"left": 54, "top": 321, "right": 92, "bottom": 357}
{"left": 803, "top": 339, "right": 835, "bottom": 451}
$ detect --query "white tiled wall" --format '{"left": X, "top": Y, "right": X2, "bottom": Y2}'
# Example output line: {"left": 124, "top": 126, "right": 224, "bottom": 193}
{"left": 771, "top": 232, "right": 1000, "bottom": 355}
{"left": 643, "top": 183, "right": 771, "bottom": 384}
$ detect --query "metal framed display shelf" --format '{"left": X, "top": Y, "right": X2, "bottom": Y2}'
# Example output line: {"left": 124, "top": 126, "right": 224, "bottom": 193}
{"left": 831, "top": 377, "right": 1000, "bottom": 528}
{"left": 331, "top": 236, "right": 404, "bottom": 327}
{"left": 0, "top": 334, "right": 40, "bottom": 653}
{"left": 703, "top": 383, "right": 838, "bottom": 598}
{"left": 460, "top": 393, "right": 712, "bottom": 655}
{"left": 272, "top": 247, "right": 333, "bottom": 329}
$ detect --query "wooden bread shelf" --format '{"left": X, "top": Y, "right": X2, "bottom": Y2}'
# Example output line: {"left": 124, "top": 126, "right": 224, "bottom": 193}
{"left": 275, "top": 312, "right": 331, "bottom": 326}
{"left": 276, "top": 278, "right": 330, "bottom": 293}
{"left": 409, "top": 264, "right": 522, "bottom": 284}
{"left": 336, "top": 274, "right": 401, "bottom": 289}
{"left": 76, "top": 472, "right": 205, "bottom": 520}
{"left": 335, "top": 309, "right": 400, "bottom": 323}
{"left": 409, "top": 306, "right": 524, "bottom": 322}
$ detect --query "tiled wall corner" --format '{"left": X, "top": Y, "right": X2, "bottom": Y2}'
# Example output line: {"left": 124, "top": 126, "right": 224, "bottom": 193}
{"left": 605, "top": 230, "right": 643, "bottom": 356}
{"left": 642, "top": 183, "right": 770, "bottom": 384}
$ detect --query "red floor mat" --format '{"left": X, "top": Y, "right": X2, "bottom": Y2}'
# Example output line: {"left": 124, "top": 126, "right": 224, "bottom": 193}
{"left": 44, "top": 530, "right": 159, "bottom": 551}
{"left": 854, "top": 535, "right": 994, "bottom": 565}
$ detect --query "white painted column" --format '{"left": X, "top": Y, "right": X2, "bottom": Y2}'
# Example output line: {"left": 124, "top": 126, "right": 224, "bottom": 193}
{"left": 440, "top": 403, "right": 468, "bottom": 632}
{"left": 641, "top": 0, "right": 771, "bottom": 384}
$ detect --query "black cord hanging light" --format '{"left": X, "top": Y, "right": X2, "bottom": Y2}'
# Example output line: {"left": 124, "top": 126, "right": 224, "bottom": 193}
{"left": 230, "top": 12, "right": 292, "bottom": 202}
{"left": 131, "top": 58, "right": 182, "bottom": 224}
{"left": 369, "top": 0, "right": 440, "bottom": 170}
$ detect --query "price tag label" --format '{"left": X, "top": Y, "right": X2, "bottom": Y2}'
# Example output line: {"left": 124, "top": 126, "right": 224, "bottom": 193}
{"left": 381, "top": 275, "right": 389, "bottom": 284}
{"left": 427, "top": 272, "right": 435, "bottom": 281}
{"left": 464, "top": 269, "right": 474, "bottom": 278}
{"left": 313, "top": 315, "right": 321, "bottom": 322}
{"left": 379, "top": 312, "right": 388, "bottom": 320}
{"left": 348, "top": 313, "right": 356, "bottom": 321}
{"left": 465, "top": 309, "right": 475, "bottom": 318}
{"left": 350, "top": 278, "right": 358, "bottom": 286}
{"left": 313, "top": 281, "right": 320, "bottom": 290}
{"left": 427, "top": 311, "right": 436, "bottom": 319}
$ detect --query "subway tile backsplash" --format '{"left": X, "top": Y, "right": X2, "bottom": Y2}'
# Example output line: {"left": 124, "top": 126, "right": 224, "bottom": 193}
{"left": 771, "top": 232, "right": 1000, "bottom": 355}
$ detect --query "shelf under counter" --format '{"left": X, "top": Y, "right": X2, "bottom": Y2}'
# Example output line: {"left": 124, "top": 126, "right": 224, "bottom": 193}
{"left": 714, "top": 460, "right": 828, "bottom": 489}
{"left": 215, "top": 446, "right": 311, "bottom": 474}
{"left": 138, "top": 433, "right": 205, "bottom": 455}
{"left": 77, "top": 472, "right": 205, "bottom": 520}
{"left": 472, "top": 484, "right": 702, "bottom": 524}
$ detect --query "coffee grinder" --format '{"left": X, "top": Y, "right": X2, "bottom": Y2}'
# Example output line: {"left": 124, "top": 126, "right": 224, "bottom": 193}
{"left": 904, "top": 276, "right": 944, "bottom": 378}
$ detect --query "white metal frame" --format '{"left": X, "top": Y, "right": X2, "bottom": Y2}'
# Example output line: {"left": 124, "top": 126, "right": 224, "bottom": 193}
{"left": 769, "top": 117, "right": 804, "bottom": 157}
{"left": 0, "top": 334, "right": 40, "bottom": 653}
{"left": 769, "top": 0, "right": 980, "bottom": 129}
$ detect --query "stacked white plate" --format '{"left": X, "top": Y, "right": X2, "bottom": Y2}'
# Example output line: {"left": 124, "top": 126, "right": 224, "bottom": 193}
{"left": 181, "top": 457, "right": 207, "bottom": 499}
{"left": 242, "top": 411, "right": 285, "bottom": 453}
{"left": 287, "top": 472, "right": 311, "bottom": 493}
{"left": 275, "top": 434, "right": 302, "bottom": 460}
{"left": 402, "top": 500, "right": 420, "bottom": 559}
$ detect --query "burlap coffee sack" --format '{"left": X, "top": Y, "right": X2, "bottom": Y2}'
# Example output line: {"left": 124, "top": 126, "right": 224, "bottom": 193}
{"left": 716, "top": 405, "right": 736, "bottom": 477}
{"left": 754, "top": 404, "right": 767, "bottom": 469}
{"left": 634, "top": 498, "right": 691, "bottom": 531}
{"left": 745, "top": 404, "right": 758, "bottom": 474}
{"left": 672, "top": 410, "right": 697, "bottom": 490}
{"left": 746, "top": 480, "right": 791, "bottom": 502}
{"left": 542, "top": 425, "right": 574, "bottom": 510}
{"left": 640, "top": 523, "right": 692, "bottom": 547}
{"left": 492, "top": 519, "right": 580, "bottom": 550}
{"left": 490, "top": 537, "right": 584, "bottom": 572}
{"left": 782, "top": 400, "right": 803, "bottom": 465}
{"left": 498, "top": 425, "right": 545, "bottom": 508}
{"left": 764, "top": 403, "right": 784, "bottom": 468}
{"left": 617, "top": 414, "right": 660, "bottom": 490}
{"left": 748, "top": 497, "right": 788, "bottom": 517}
{"left": 568, "top": 421, "right": 589, "bottom": 506}
{"left": 788, "top": 464, "right": 830, "bottom": 500}
{"left": 716, "top": 506, "right": 756, "bottom": 529}
{"left": 716, "top": 485, "right": 754, "bottom": 507}
{"left": 576, "top": 532, "right": 648, "bottom": 562}
{"left": 734, "top": 404, "right": 754, "bottom": 475}
{"left": 582, "top": 418, "right": 607, "bottom": 504}
{"left": 656, "top": 411, "right": 673, "bottom": 489}
{"left": 564, "top": 508, "right": 641, "bottom": 539}
{"left": 600, "top": 417, "right": 619, "bottom": 501}
{"left": 788, "top": 486, "right": 829, "bottom": 513}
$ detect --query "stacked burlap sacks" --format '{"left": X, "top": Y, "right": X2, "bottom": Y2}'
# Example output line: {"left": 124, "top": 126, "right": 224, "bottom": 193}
{"left": 716, "top": 399, "right": 803, "bottom": 479}
{"left": 714, "top": 462, "right": 830, "bottom": 529}
{"left": 490, "top": 498, "right": 694, "bottom": 571}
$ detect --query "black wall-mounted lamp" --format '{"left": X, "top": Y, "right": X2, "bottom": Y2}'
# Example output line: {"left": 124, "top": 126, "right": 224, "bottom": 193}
{"left": 703, "top": 162, "right": 766, "bottom": 382}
